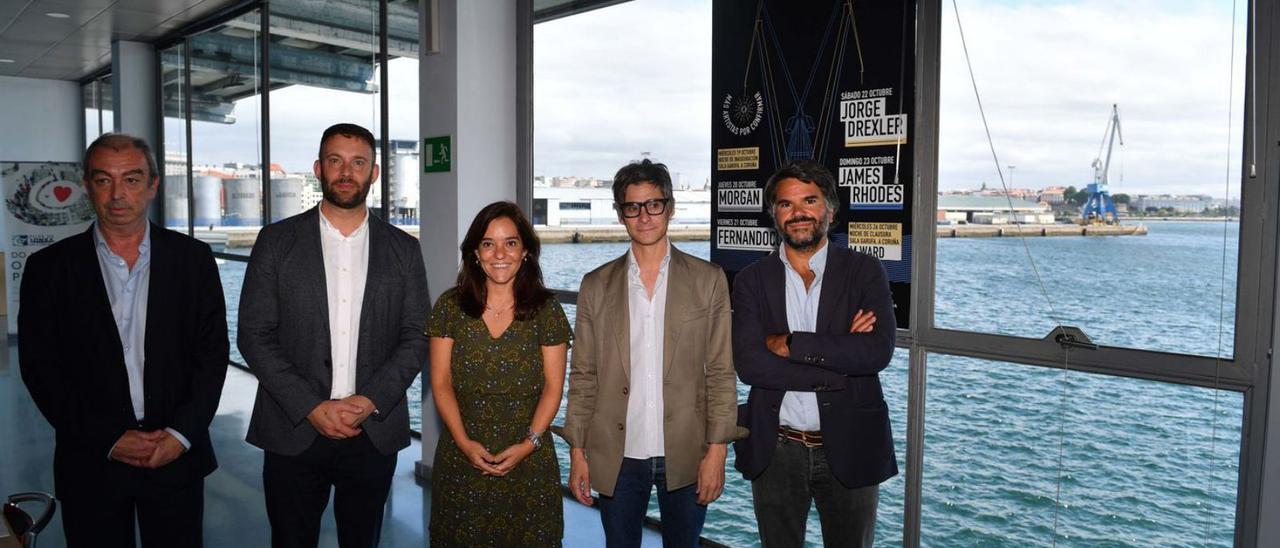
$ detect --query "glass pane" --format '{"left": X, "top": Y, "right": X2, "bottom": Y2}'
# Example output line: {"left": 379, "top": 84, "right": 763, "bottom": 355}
{"left": 100, "top": 75, "right": 115, "bottom": 133}
{"left": 82, "top": 80, "right": 99, "bottom": 146}
{"left": 934, "top": 1, "right": 1245, "bottom": 358}
{"left": 267, "top": 0, "right": 379, "bottom": 223}
{"left": 534, "top": 0, "right": 712, "bottom": 292}
{"left": 218, "top": 258, "right": 248, "bottom": 366}
{"left": 161, "top": 43, "right": 189, "bottom": 232}
{"left": 382, "top": 0, "right": 421, "bottom": 226}
{"left": 188, "top": 12, "right": 261, "bottom": 238}
{"left": 922, "top": 353, "right": 1241, "bottom": 545}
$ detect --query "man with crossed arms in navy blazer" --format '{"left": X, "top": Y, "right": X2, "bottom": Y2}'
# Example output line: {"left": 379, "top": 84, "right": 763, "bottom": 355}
{"left": 733, "top": 160, "right": 897, "bottom": 547}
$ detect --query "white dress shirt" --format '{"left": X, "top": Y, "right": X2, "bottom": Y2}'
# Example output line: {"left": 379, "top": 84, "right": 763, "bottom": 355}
{"left": 95, "top": 223, "right": 190, "bottom": 450}
{"left": 319, "top": 209, "right": 370, "bottom": 399}
{"left": 779, "top": 239, "right": 828, "bottom": 431}
{"left": 623, "top": 240, "right": 671, "bottom": 459}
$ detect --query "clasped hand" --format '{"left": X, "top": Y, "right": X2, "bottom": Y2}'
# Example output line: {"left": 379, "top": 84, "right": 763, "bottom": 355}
{"left": 109, "top": 429, "right": 186, "bottom": 469}
{"left": 458, "top": 438, "right": 535, "bottom": 477}
{"left": 307, "top": 395, "right": 375, "bottom": 440}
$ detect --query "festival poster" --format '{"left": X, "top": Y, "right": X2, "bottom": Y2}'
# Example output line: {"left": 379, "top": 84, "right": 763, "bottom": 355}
{"left": 711, "top": 0, "right": 915, "bottom": 328}
{"left": 1, "top": 162, "right": 95, "bottom": 334}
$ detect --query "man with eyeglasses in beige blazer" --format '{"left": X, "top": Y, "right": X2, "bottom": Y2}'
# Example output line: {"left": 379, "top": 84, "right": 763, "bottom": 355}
{"left": 564, "top": 159, "right": 743, "bottom": 548}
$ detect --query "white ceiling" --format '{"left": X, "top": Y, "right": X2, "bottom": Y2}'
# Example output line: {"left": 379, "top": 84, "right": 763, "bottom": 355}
{"left": 0, "top": 0, "right": 238, "bottom": 81}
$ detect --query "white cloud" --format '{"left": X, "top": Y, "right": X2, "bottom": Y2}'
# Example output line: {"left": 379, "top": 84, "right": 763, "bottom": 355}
{"left": 939, "top": 0, "right": 1246, "bottom": 197}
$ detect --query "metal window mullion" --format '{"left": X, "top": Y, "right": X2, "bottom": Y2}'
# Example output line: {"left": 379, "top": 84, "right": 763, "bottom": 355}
{"left": 97, "top": 79, "right": 104, "bottom": 137}
{"left": 260, "top": 2, "right": 271, "bottom": 223}
{"left": 185, "top": 38, "right": 195, "bottom": 236}
{"left": 1240, "top": 1, "right": 1280, "bottom": 544}
{"left": 906, "top": 0, "right": 944, "bottom": 545}
{"left": 903, "top": 346, "right": 927, "bottom": 548}
{"left": 517, "top": 0, "right": 534, "bottom": 213}
{"left": 379, "top": 0, "right": 390, "bottom": 221}
{"left": 154, "top": 46, "right": 167, "bottom": 227}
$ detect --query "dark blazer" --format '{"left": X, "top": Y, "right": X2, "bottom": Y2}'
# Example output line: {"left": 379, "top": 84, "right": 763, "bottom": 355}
{"left": 19, "top": 224, "right": 229, "bottom": 498}
{"left": 239, "top": 207, "right": 430, "bottom": 456}
{"left": 732, "top": 244, "right": 898, "bottom": 489}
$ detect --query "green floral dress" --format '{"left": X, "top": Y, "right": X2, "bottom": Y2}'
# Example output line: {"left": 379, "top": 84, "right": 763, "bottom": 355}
{"left": 427, "top": 287, "right": 571, "bottom": 548}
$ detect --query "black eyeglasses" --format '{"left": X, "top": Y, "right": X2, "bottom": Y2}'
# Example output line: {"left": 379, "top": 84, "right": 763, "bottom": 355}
{"left": 615, "top": 198, "right": 671, "bottom": 218}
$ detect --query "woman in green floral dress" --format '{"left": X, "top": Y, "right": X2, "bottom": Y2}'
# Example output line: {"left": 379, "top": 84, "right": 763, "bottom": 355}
{"left": 427, "top": 201, "right": 571, "bottom": 547}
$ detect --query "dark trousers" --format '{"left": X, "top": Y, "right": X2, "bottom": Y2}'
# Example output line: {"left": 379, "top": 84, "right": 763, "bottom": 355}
{"left": 596, "top": 457, "right": 707, "bottom": 548}
{"left": 752, "top": 437, "right": 880, "bottom": 548}
{"left": 61, "top": 475, "right": 204, "bottom": 548}
{"left": 263, "top": 433, "right": 397, "bottom": 548}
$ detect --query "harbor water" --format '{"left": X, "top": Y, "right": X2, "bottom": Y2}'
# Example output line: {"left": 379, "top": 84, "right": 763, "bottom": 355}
{"left": 217, "top": 220, "right": 1242, "bottom": 547}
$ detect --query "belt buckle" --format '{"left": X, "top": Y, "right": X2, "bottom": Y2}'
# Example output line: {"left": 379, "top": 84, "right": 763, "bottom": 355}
{"left": 779, "top": 426, "right": 823, "bottom": 448}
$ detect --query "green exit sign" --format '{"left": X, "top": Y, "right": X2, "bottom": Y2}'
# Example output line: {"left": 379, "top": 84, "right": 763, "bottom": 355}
{"left": 423, "top": 135, "right": 451, "bottom": 173}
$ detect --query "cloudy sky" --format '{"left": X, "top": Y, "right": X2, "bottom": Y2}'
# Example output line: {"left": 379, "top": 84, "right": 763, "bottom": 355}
{"left": 181, "top": 0, "right": 1247, "bottom": 198}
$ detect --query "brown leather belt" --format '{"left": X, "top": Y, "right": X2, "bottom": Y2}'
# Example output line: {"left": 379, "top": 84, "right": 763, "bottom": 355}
{"left": 778, "top": 426, "right": 823, "bottom": 447}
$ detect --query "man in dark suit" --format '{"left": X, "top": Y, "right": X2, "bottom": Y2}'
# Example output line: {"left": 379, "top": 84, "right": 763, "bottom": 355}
{"left": 19, "top": 133, "right": 229, "bottom": 547}
{"left": 239, "top": 123, "right": 429, "bottom": 548}
{"left": 733, "top": 160, "right": 897, "bottom": 547}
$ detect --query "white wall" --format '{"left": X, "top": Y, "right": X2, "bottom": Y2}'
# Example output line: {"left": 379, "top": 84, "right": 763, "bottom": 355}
{"left": 0, "top": 76, "right": 83, "bottom": 163}
{"left": 417, "top": 0, "right": 522, "bottom": 474}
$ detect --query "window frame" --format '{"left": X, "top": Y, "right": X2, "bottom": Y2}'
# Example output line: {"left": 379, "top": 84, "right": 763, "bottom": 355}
{"left": 910, "top": 1, "right": 1274, "bottom": 546}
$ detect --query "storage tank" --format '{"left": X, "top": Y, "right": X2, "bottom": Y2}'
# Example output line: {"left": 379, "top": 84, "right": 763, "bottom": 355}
{"left": 163, "top": 175, "right": 188, "bottom": 229}
{"left": 193, "top": 175, "right": 221, "bottom": 227}
{"left": 222, "top": 178, "right": 262, "bottom": 226}
{"left": 389, "top": 142, "right": 419, "bottom": 224}
{"left": 270, "top": 175, "right": 305, "bottom": 222}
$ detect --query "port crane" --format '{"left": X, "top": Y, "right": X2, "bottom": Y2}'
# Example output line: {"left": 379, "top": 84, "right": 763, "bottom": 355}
{"left": 1081, "top": 104, "right": 1123, "bottom": 224}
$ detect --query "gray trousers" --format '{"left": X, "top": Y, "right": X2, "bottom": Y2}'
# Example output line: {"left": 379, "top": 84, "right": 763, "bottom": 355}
{"left": 751, "top": 437, "right": 880, "bottom": 547}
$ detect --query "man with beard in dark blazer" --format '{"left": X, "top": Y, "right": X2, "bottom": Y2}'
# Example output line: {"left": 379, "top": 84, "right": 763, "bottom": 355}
{"left": 733, "top": 160, "right": 897, "bottom": 547}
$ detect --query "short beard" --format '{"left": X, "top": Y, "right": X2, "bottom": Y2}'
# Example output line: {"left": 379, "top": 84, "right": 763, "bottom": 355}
{"left": 778, "top": 214, "right": 830, "bottom": 252}
{"left": 321, "top": 175, "right": 373, "bottom": 209}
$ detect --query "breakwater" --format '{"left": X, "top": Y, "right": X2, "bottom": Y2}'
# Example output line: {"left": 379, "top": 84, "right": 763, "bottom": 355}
{"left": 939, "top": 223, "right": 1147, "bottom": 238}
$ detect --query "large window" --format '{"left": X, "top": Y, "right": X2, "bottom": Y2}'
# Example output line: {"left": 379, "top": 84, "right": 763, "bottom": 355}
{"left": 933, "top": 0, "right": 1246, "bottom": 359}
{"left": 921, "top": 354, "right": 1241, "bottom": 546}
{"left": 82, "top": 74, "right": 113, "bottom": 146}
{"left": 532, "top": 0, "right": 1267, "bottom": 546}
{"left": 533, "top": 0, "right": 713, "bottom": 292}
{"left": 156, "top": 1, "right": 423, "bottom": 400}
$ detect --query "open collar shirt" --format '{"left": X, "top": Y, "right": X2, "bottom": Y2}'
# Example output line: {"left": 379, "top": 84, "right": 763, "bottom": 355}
{"left": 319, "top": 208, "right": 370, "bottom": 399}
{"left": 779, "top": 239, "right": 829, "bottom": 431}
{"left": 623, "top": 239, "right": 672, "bottom": 459}
{"left": 94, "top": 223, "right": 190, "bottom": 449}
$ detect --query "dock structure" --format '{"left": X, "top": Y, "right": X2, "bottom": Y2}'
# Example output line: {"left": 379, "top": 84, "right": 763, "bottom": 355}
{"left": 938, "top": 223, "right": 1148, "bottom": 238}
{"left": 206, "top": 223, "right": 1146, "bottom": 248}
{"left": 205, "top": 224, "right": 712, "bottom": 248}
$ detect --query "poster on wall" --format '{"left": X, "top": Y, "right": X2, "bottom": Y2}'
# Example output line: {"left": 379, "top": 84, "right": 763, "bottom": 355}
{"left": 711, "top": 0, "right": 915, "bottom": 328}
{"left": 1, "top": 162, "right": 95, "bottom": 334}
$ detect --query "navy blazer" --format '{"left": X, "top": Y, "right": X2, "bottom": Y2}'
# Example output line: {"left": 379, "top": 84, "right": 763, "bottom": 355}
{"left": 239, "top": 207, "right": 430, "bottom": 457}
{"left": 19, "top": 224, "right": 229, "bottom": 497}
{"left": 732, "top": 244, "right": 898, "bottom": 489}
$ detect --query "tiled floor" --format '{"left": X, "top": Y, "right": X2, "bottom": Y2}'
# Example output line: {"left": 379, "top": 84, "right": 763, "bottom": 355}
{"left": 0, "top": 339, "right": 659, "bottom": 547}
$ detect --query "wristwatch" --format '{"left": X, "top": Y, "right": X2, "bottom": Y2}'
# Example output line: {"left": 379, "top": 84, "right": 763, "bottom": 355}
{"left": 526, "top": 429, "right": 543, "bottom": 450}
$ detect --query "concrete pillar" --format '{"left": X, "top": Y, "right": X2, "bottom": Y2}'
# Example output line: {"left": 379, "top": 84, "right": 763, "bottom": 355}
{"left": 111, "top": 40, "right": 160, "bottom": 223}
{"left": 416, "top": 0, "right": 527, "bottom": 478}
{"left": 111, "top": 41, "right": 157, "bottom": 147}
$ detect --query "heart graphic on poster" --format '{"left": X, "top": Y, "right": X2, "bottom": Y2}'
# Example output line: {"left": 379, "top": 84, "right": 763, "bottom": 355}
{"left": 53, "top": 186, "right": 71, "bottom": 202}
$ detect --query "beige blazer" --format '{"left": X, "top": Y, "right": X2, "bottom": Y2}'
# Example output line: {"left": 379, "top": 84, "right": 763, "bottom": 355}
{"left": 564, "top": 247, "right": 744, "bottom": 497}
